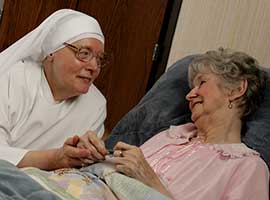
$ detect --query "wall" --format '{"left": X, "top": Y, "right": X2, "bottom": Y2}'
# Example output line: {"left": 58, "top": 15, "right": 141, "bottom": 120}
{"left": 167, "top": 0, "right": 270, "bottom": 69}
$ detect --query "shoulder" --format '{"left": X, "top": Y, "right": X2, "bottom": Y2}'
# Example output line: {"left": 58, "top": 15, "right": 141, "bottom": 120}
{"left": 7, "top": 60, "right": 41, "bottom": 98}
{"left": 225, "top": 150, "right": 269, "bottom": 199}
{"left": 0, "top": 60, "right": 42, "bottom": 126}
{"left": 7, "top": 59, "right": 41, "bottom": 75}
{"left": 212, "top": 143, "right": 268, "bottom": 169}
{"left": 238, "top": 154, "right": 269, "bottom": 175}
{"left": 223, "top": 145, "right": 269, "bottom": 181}
{"left": 0, "top": 60, "right": 41, "bottom": 95}
{"left": 5, "top": 60, "right": 42, "bottom": 87}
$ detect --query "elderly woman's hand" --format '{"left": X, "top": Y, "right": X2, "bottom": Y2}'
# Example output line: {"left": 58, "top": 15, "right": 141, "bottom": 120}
{"left": 76, "top": 130, "right": 108, "bottom": 164}
{"left": 113, "top": 142, "right": 173, "bottom": 197}
{"left": 113, "top": 142, "right": 157, "bottom": 184}
{"left": 54, "top": 135, "right": 92, "bottom": 168}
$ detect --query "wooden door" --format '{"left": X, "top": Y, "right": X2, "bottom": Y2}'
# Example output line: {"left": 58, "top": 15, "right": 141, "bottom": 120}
{"left": 0, "top": 0, "right": 169, "bottom": 134}
{"left": 77, "top": 1, "right": 169, "bottom": 133}
{"left": 0, "top": 0, "right": 77, "bottom": 50}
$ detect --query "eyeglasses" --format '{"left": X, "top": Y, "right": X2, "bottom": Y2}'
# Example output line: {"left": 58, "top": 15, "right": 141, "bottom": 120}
{"left": 63, "top": 42, "right": 109, "bottom": 68}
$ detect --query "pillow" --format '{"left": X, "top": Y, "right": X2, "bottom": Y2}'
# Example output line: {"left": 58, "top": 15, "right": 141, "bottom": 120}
{"left": 105, "top": 55, "right": 270, "bottom": 167}
{"left": 242, "top": 66, "right": 270, "bottom": 167}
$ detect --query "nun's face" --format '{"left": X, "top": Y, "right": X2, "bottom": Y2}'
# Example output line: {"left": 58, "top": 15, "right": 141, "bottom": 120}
{"left": 44, "top": 38, "right": 104, "bottom": 101}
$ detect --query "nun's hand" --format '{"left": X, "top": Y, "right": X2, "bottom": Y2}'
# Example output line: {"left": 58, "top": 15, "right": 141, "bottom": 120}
{"left": 55, "top": 135, "right": 91, "bottom": 168}
{"left": 76, "top": 130, "right": 108, "bottom": 163}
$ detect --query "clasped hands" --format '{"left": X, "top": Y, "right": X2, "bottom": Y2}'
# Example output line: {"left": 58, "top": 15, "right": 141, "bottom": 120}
{"left": 56, "top": 130, "right": 158, "bottom": 187}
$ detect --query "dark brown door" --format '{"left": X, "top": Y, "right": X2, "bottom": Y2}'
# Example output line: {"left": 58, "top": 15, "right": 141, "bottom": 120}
{"left": 0, "top": 0, "right": 77, "bottom": 49}
{"left": 0, "top": 0, "right": 169, "bottom": 135}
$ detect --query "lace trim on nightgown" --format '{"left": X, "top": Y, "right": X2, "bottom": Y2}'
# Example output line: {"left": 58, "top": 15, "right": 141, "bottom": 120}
{"left": 167, "top": 124, "right": 260, "bottom": 158}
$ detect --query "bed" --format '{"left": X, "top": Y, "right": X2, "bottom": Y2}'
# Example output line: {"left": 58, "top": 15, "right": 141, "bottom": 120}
{"left": 0, "top": 55, "right": 269, "bottom": 200}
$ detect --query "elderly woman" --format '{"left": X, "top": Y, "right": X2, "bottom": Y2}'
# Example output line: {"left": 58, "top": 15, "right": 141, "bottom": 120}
{"left": 0, "top": 9, "right": 109, "bottom": 170}
{"left": 85, "top": 48, "right": 269, "bottom": 199}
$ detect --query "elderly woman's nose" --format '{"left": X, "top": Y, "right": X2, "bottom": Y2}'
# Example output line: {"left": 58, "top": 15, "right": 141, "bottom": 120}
{"left": 186, "top": 87, "right": 198, "bottom": 100}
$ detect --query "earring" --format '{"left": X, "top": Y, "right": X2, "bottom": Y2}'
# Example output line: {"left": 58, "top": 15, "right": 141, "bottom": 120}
{"left": 228, "top": 101, "right": 233, "bottom": 109}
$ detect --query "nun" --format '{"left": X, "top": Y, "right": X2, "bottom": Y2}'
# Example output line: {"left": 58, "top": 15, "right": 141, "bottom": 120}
{"left": 0, "top": 9, "right": 109, "bottom": 170}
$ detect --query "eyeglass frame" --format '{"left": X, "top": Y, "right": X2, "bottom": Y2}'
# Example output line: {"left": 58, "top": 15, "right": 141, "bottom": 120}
{"left": 63, "top": 42, "right": 109, "bottom": 68}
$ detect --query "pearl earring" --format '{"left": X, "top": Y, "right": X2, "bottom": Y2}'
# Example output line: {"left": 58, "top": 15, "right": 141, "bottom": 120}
{"left": 228, "top": 101, "right": 233, "bottom": 109}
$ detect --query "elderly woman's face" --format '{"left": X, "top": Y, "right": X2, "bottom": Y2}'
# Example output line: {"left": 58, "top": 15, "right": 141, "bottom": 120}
{"left": 45, "top": 38, "right": 104, "bottom": 100}
{"left": 185, "top": 68, "right": 230, "bottom": 123}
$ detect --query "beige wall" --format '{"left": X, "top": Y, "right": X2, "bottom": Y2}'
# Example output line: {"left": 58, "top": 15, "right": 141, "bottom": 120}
{"left": 0, "top": 0, "right": 4, "bottom": 13}
{"left": 167, "top": 0, "right": 270, "bottom": 69}
{"left": 0, "top": 0, "right": 3, "bottom": 8}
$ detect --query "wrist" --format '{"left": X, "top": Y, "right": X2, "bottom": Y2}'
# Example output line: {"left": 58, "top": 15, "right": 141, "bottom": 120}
{"left": 50, "top": 148, "right": 64, "bottom": 170}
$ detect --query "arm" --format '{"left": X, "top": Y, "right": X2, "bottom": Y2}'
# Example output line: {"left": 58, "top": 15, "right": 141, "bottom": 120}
{"left": 3, "top": 98, "right": 106, "bottom": 169}
{"left": 112, "top": 142, "right": 174, "bottom": 198}
{"left": 12, "top": 129, "right": 107, "bottom": 169}
{"left": 17, "top": 135, "right": 92, "bottom": 170}
{"left": 0, "top": 126, "right": 92, "bottom": 169}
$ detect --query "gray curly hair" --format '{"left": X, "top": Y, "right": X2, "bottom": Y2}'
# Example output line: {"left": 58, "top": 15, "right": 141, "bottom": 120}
{"left": 188, "top": 48, "right": 268, "bottom": 118}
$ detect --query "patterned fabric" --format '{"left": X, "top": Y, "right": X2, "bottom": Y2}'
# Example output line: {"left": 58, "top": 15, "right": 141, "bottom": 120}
{"left": 22, "top": 167, "right": 117, "bottom": 200}
{"left": 22, "top": 163, "right": 172, "bottom": 200}
{"left": 84, "top": 163, "right": 172, "bottom": 200}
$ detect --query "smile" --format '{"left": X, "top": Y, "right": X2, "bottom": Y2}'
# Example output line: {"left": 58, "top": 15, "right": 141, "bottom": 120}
{"left": 78, "top": 76, "right": 92, "bottom": 83}
{"left": 78, "top": 75, "right": 91, "bottom": 80}
{"left": 190, "top": 101, "right": 202, "bottom": 110}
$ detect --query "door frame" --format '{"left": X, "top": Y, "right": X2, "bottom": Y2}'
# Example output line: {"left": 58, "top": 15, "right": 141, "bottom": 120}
{"left": 146, "top": 0, "right": 183, "bottom": 91}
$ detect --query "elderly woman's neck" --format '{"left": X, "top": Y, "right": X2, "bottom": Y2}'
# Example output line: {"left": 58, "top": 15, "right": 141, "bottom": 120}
{"left": 195, "top": 117, "right": 242, "bottom": 144}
